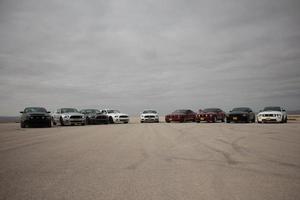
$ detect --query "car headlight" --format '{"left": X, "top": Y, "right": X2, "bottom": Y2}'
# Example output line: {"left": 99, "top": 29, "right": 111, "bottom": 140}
{"left": 114, "top": 115, "right": 119, "bottom": 118}
{"left": 277, "top": 114, "right": 281, "bottom": 117}
{"left": 64, "top": 115, "right": 69, "bottom": 119}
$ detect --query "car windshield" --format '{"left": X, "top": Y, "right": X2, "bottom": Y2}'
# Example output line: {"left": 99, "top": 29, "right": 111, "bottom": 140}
{"left": 143, "top": 110, "right": 157, "bottom": 114}
{"left": 82, "top": 109, "right": 101, "bottom": 114}
{"left": 108, "top": 110, "right": 120, "bottom": 114}
{"left": 263, "top": 107, "right": 281, "bottom": 111}
{"left": 172, "top": 110, "right": 187, "bottom": 114}
{"left": 61, "top": 108, "right": 78, "bottom": 113}
{"left": 24, "top": 107, "right": 47, "bottom": 113}
{"left": 232, "top": 107, "right": 249, "bottom": 112}
{"left": 204, "top": 108, "right": 219, "bottom": 112}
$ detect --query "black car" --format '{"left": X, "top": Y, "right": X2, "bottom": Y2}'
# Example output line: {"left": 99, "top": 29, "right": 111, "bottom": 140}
{"left": 20, "top": 107, "right": 52, "bottom": 128}
{"left": 226, "top": 107, "right": 255, "bottom": 123}
{"left": 80, "top": 109, "right": 109, "bottom": 124}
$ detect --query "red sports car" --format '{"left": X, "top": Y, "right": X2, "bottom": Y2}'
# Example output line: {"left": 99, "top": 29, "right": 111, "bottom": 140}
{"left": 196, "top": 108, "right": 226, "bottom": 123}
{"left": 165, "top": 109, "right": 196, "bottom": 123}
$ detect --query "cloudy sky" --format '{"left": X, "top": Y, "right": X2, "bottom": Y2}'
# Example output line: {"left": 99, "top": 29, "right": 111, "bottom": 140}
{"left": 0, "top": 0, "right": 299, "bottom": 116}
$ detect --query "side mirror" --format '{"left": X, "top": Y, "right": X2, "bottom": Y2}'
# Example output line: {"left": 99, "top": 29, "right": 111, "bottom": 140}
{"left": 47, "top": 111, "right": 51, "bottom": 113}
{"left": 20, "top": 111, "right": 24, "bottom": 113}
{"left": 282, "top": 109, "right": 286, "bottom": 112}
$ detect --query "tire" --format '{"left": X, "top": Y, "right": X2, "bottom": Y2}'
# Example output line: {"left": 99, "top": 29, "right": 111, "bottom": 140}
{"left": 60, "top": 117, "right": 65, "bottom": 126}
{"left": 221, "top": 118, "right": 225, "bottom": 122}
{"left": 166, "top": 120, "right": 170, "bottom": 123}
{"left": 213, "top": 116, "right": 217, "bottom": 123}
{"left": 285, "top": 117, "right": 288, "bottom": 123}
{"left": 52, "top": 117, "right": 56, "bottom": 125}
{"left": 20, "top": 121, "right": 25, "bottom": 128}
{"left": 81, "top": 123, "right": 85, "bottom": 126}
{"left": 226, "top": 118, "right": 230, "bottom": 123}
{"left": 109, "top": 117, "right": 114, "bottom": 124}
{"left": 124, "top": 121, "right": 128, "bottom": 124}
{"left": 47, "top": 121, "right": 52, "bottom": 127}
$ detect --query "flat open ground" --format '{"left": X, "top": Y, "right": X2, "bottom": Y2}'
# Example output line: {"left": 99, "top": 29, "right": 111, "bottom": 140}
{"left": 0, "top": 119, "right": 300, "bottom": 200}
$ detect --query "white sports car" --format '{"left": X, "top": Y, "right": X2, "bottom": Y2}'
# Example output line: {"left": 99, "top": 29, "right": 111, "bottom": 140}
{"left": 101, "top": 109, "right": 129, "bottom": 124}
{"left": 257, "top": 106, "right": 287, "bottom": 123}
{"left": 140, "top": 110, "right": 159, "bottom": 123}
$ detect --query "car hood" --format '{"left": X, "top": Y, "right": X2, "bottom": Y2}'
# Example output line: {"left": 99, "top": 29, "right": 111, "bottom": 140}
{"left": 258, "top": 111, "right": 282, "bottom": 115}
{"left": 141, "top": 113, "right": 157, "bottom": 116}
{"left": 198, "top": 112, "right": 216, "bottom": 115}
{"left": 167, "top": 113, "right": 185, "bottom": 116}
{"left": 109, "top": 113, "right": 128, "bottom": 116}
{"left": 229, "top": 111, "right": 249, "bottom": 115}
{"left": 26, "top": 112, "right": 50, "bottom": 116}
{"left": 61, "top": 112, "right": 83, "bottom": 116}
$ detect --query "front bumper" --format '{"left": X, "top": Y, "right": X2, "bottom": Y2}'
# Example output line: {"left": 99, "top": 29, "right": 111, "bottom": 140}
{"left": 24, "top": 117, "right": 51, "bottom": 126}
{"left": 227, "top": 115, "right": 249, "bottom": 122}
{"left": 196, "top": 115, "right": 214, "bottom": 122}
{"left": 141, "top": 117, "right": 159, "bottom": 123}
{"left": 88, "top": 117, "right": 109, "bottom": 124}
{"left": 62, "top": 118, "right": 85, "bottom": 125}
{"left": 257, "top": 117, "right": 282, "bottom": 123}
{"left": 114, "top": 117, "right": 129, "bottom": 123}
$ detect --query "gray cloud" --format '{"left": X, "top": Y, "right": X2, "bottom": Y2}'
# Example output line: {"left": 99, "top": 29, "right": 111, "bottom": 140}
{"left": 0, "top": 0, "right": 300, "bottom": 116}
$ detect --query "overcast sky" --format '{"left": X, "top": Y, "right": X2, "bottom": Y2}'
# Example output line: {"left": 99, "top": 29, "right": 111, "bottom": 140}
{"left": 0, "top": 0, "right": 299, "bottom": 116}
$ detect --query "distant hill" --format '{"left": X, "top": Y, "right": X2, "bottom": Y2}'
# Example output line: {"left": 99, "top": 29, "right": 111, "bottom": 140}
{"left": 0, "top": 116, "right": 20, "bottom": 123}
{"left": 287, "top": 110, "right": 300, "bottom": 115}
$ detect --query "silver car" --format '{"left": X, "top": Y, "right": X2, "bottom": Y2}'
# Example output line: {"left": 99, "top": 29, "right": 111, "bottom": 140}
{"left": 52, "top": 108, "right": 85, "bottom": 126}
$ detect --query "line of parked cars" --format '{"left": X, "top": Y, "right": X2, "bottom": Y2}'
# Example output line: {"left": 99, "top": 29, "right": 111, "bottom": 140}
{"left": 19, "top": 106, "right": 288, "bottom": 128}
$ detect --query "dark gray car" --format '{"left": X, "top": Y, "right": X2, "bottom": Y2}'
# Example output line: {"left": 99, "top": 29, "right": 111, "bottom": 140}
{"left": 20, "top": 107, "right": 52, "bottom": 128}
{"left": 226, "top": 107, "right": 255, "bottom": 123}
{"left": 80, "top": 109, "right": 109, "bottom": 124}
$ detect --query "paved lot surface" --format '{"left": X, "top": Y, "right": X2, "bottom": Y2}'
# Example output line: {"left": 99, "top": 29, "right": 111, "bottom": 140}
{"left": 0, "top": 119, "right": 300, "bottom": 200}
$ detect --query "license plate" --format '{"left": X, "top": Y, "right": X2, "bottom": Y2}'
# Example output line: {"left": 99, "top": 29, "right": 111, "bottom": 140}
{"left": 233, "top": 117, "right": 238, "bottom": 120}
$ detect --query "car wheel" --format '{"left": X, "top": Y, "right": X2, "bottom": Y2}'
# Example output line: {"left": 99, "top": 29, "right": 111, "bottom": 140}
{"left": 226, "top": 118, "right": 230, "bottom": 123}
{"left": 141, "top": 121, "right": 144, "bottom": 123}
{"left": 48, "top": 121, "right": 52, "bottom": 127}
{"left": 60, "top": 117, "right": 65, "bottom": 126}
{"left": 285, "top": 117, "right": 288, "bottom": 123}
{"left": 81, "top": 122, "right": 85, "bottom": 126}
{"left": 20, "top": 121, "right": 25, "bottom": 128}
{"left": 52, "top": 117, "right": 56, "bottom": 125}
{"left": 124, "top": 121, "right": 128, "bottom": 124}
{"left": 109, "top": 117, "right": 114, "bottom": 124}
{"left": 166, "top": 120, "right": 170, "bottom": 123}
{"left": 213, "top": 116, "right": 217, "bottom": 123}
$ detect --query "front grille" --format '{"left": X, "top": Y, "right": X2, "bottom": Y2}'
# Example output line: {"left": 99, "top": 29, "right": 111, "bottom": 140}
{"left": 70, "top": 115, "right": 82, "bottom": 119}
{"left": 119, "top": 115, "right": 128, "bottom": 118}
{"left": 145, "top": 115, "right": 155, "bottom": 118}
{"left": 30, "top": 116, "right": 47, "bottom": 120}
{"left": 263, "top": 114, "right": 275, "bottom": 117}
{"left": 30, "top": 114, "right": 45, "bottom": 117}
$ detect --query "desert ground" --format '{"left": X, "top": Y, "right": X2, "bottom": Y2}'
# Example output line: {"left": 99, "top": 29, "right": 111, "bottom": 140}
{"left": 0, "top": 118, "right": 300, "bottom": 200}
